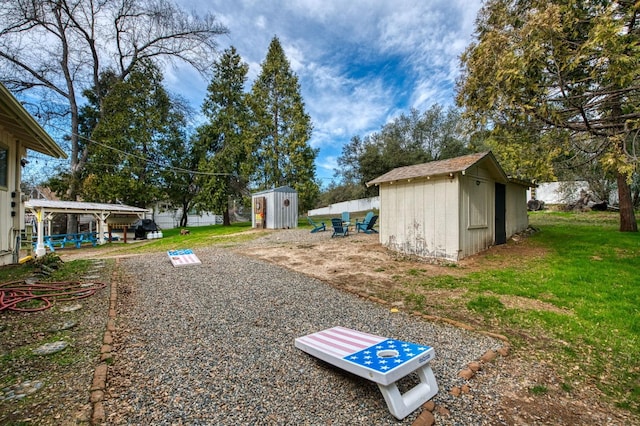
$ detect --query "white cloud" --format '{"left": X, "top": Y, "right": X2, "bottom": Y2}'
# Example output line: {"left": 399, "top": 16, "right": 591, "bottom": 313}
{"left": 171, "top": 0, "right": 484, "bottom": 182}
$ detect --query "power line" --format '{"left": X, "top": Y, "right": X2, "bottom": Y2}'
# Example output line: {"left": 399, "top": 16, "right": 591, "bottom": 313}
{"left": 46, "top": 123, "right": 234, "bottom": 177}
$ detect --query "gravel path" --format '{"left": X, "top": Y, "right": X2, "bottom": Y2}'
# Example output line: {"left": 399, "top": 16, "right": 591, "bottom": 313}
{"left": 103, "top": 244, "right": 503, "bottom": 425}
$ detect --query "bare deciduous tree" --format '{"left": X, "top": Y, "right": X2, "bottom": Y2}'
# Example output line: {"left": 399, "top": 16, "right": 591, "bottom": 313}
{"left": 0, "top": 0, "right": 227, "bottom": 230}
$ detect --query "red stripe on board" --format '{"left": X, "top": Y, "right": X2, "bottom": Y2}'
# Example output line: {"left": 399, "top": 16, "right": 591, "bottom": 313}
{"left": 330, "top": 326, "right": 384, "bottom": 345}
{"left": 304, "top": 333, "right": 365, "bottom": 356}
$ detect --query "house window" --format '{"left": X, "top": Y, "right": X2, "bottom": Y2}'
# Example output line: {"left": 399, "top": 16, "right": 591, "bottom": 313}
{"left": 468, "top": 180, "right": 488, "bottom": 229}
{"left": 0, "top": 145, "right": 8, "bottom": 189}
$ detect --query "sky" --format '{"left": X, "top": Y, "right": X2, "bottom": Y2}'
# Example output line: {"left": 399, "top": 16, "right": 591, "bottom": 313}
{"left": 163, "top": 0, "right": 484, "bottom": 187}
{"left": 16, "top": 0, "right": 484, "bottom": 188}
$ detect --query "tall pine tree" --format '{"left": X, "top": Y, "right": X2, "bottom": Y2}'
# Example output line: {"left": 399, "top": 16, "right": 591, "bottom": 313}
{"left": 249, "top": 36, "right": 319, "bottom": 212}
{"left": 196, "top": 46, "right": 251, "bottom": 225}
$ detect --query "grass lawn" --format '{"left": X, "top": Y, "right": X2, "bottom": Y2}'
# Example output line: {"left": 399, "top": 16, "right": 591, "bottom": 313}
{"left": 409, "top": 211, "right": 639, "bottom": 413}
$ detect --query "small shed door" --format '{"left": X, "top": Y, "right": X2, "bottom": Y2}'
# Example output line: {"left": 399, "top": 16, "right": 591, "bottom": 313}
{"left": 254, "top": 197, "right": 266, "bottom": 229}
{"left": 495, "top": 183, "right": 506, "bottom": 245}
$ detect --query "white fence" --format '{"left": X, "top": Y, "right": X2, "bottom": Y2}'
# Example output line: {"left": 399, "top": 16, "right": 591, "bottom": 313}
{"left": 153, "top": 210, "right": 222, "bottom": 229}
{"left": 308, "top": 197, "right": 379, "bottom": 216}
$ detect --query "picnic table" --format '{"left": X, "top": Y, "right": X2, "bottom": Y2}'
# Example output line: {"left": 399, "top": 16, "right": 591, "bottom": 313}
{"left": 35, "top": 232, "right": 98, "bottom": 252}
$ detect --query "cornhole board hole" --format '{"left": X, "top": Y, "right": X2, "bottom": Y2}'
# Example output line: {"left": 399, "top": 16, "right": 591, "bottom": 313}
{"left": 295, "top": 326, "right": 438, "bottom": 420}
{"left": 167, "top": 249, "right": 201, "bottom": 267}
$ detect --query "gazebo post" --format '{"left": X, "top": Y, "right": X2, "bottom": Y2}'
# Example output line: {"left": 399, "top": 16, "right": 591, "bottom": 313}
{"left": 95, "top": 212, "right": 110, "bottom": 245}
{"left": 34, "top": 209, "right": 46, "bottom": 257}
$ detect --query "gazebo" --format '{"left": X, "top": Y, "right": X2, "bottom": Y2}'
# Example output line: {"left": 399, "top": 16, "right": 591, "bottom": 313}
{"left": 25, "top": 199, "right": 149, "bottom": 257}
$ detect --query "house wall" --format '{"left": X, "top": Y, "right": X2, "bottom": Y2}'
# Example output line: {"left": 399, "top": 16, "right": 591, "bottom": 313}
{"left": 459, "top": 173, "right": 496, "bottom": 260}
{"left": 252, "top": 188, "right": 298, "bottom": 229}
{"left": 0, "top": 133, "right": 24, "bottom": 266}
{"left": 379, "top": 176, "right": 460, "bottom": 260}
{"left": 506, "top": 182, "right": 530, "bottom": 237}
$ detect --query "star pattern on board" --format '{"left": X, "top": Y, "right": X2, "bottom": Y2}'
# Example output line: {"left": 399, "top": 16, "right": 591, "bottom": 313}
{"left": 343, "top": 339, "right": 431, "bottom": 373}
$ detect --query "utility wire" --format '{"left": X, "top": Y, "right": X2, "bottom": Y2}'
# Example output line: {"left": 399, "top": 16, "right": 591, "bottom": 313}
{"left": 47, "top": 123, "right": 235, "bottom": 177}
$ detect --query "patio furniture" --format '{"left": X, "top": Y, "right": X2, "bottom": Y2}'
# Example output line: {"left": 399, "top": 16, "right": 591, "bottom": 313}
{"left": 355, "top": 212, "right": 374, "bottom": 232}
{"left": 331, "top": 218, "right": 349, "bottom": 237}
{"left": 307, "top": 217, "right": 326, "bottom": 233}
{"left": 341, "top": 211, "right": 351, "bottom": 227}
{"left": 356, "top": 214, "right": 378, "bottom": 234}
{"left": 295, "top": 326, "right": 438, "bottom": 420}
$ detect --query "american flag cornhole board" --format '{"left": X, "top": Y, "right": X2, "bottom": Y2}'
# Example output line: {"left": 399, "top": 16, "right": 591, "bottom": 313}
{"left": 295, "top": 326, "right": 438, "bottom": 420}
{"left": 167, "top": 249, "right": 201, "bottom": 267}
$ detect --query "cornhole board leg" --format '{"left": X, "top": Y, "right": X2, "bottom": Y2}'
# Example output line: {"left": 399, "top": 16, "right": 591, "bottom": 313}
{"left": 295, "top": 326, "right": 438, "bottom": 420}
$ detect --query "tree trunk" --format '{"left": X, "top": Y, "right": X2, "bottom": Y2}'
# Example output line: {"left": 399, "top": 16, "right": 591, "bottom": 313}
{"left": 223, "top": 209, "right": 231, "bottom": 226}
{"left": 616, "top": 171, "right": 638, "bottom": 232}
{"left": 180, "top": 200, "right": 189, "bottom": 227}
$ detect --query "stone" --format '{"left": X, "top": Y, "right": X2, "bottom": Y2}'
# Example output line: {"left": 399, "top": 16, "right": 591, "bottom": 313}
{"left": 497, "top": 346, "right": 511, "bottom": 357}
{"left": 461, "top": 384, "right": 471, "bottom": 394}
{"left": 82, "top": 275, "right": 100, "bottom": 280}
{"left": 91, "top": 364, "right": 108, "bottom": 391}
{"left": 480, "top": 349, "right": 497, "bottom": 363}
{"left": 92, "top": 401, "right": 105, "bottom": 423}
{"left": 422, "top": 400, "right": 435, "bottom": 412}
{"left": 413, "top": 409, "right": 435, "bottom": 426}
{"left": 458, "top": 368, "right": 475, "bottom": 380}
{"left": 60, "top": 304, "right": 82, "bottom": 312}
{"left": 450, "top": 387, "right": 461, "bottom": 397}
{"left": 90, "top": 390, "right": 104, "bottom": 403}
{"left": 468, "top": 361, "right": 482, "bottom": 372}
{"left": 33, "top": 341, "right": 68, "bottom": 355}
{"left": 436, "top": 406, "right": 451, "bottom": 416}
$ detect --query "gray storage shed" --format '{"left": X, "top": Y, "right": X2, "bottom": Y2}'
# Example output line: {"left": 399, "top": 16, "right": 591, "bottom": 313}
{"left": 367, "top": 152, "right": 533, "bottom": 262}
{"left": 251, "top": 186, "right": 298, "bottom": 229}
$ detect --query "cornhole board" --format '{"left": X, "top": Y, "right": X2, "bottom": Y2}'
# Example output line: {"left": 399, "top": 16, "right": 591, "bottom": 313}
{"left": 295, "top": 326, "right": 438, "bottom": 420}
{"left": 167, "top": 249, "right": 201, "bottom": 267}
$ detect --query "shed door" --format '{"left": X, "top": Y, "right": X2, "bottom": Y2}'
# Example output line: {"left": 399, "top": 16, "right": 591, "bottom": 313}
{"left": 254, "top": 197, "right": 266, "bottom": 229}
{"left": 495, "top": 183, "right": 506, "bottom": 245}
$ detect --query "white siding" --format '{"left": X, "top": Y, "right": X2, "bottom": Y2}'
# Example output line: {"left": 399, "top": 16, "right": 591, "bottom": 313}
{"left": 0, "top": 132, "right": 22, "bottom": 265}
{"left": 459, "top": 175, "right": 495, "bottom": 260}
{"left": 380, "top": 176, "right": 460, "bottom": 261}
{"left": 252, "top": 187, "right": 298, "bottom": 229}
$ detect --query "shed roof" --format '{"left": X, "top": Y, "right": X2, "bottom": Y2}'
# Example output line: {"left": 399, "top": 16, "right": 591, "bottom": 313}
{"left": 367, "top": 151, "right": 509, "bottom": 186}
{"left": 0, "top": 83, "right": 67, "bottom": 159}
{"left": 252, "top": 185, "right": 297, "bottom": 195}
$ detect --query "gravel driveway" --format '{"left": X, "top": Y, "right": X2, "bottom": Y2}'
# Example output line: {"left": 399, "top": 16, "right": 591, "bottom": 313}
{"left": 102, "top": 246, "right": 502, "bottom": 425}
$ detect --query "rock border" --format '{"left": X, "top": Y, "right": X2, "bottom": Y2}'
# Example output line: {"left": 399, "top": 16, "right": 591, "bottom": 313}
{"left": 89, "top": 259, "right": 119, "bottom": 424}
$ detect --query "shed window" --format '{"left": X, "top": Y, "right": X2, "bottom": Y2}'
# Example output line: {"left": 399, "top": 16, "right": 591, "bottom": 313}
{"left": 0, "top": 145, "right": 8, "bottom": 189}
{"left": 468, "top": 181, "right": 488, "bottom": 229}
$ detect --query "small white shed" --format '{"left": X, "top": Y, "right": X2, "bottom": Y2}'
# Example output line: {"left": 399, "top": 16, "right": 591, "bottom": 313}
{"left": 251, "top": 186, "right": 298, "bottom": 229}
{"left": 367, "top": 152, "right": 532, "bottom": 262}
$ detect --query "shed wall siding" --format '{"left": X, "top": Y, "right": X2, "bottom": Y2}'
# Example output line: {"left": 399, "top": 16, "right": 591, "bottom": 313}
{"left": 380, "top": 176, "right": 460, "bottom": 261}
{"left": 505, "top": 183, "right": 529, "bottom": 237}
{"left": 251, "top": 189, "right": 298, "bottom": 229}
{"left": 459, "top": 175, "right": 496, "bottom": 259}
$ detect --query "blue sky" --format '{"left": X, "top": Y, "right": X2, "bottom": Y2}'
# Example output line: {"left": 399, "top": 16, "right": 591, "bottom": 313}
{"left": 164, "top": 0, "right": 483, "bottom": 186}
{"left": 18, "top": 0, "right": 483, "bottom": 188}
